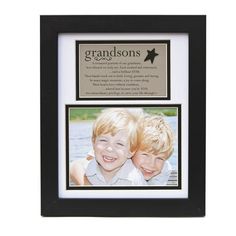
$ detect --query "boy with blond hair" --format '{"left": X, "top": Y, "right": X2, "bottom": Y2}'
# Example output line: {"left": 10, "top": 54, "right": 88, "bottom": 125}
{"left": 132, "top": 114, "right": 174, "bottom": 185}
{"left": 83, "top": 108, "right": 146, "bottom": 185}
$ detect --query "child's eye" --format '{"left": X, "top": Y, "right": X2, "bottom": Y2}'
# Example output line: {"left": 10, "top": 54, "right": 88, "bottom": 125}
{"left": 117, "top": 142, "right": 125, "bottom": 147}
{"left": 99, "top": 138, "right": 107, "bottom": 142}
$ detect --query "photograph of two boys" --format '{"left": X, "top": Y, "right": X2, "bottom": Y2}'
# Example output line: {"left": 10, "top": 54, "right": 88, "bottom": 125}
{"left": 68, "top": 106, "right": 180, "bottom": 187}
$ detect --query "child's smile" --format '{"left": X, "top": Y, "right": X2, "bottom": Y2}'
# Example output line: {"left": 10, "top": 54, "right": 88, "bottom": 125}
{"left": 102, "top": 154, "right": 117, "bottom": 163}
{"left": 140, "top": 166, "right": 159, "bottom": 180}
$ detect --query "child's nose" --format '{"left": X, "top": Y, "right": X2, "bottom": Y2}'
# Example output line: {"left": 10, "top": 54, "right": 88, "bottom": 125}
{"left": 106, "top": 146, "right": 113, "bottom": 152}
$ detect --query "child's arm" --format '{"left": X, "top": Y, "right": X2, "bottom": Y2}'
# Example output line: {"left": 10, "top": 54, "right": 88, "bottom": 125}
{"left": 70, "top": 159, "right": 86, "bottom": 185}
{"left": 70, "top": 156, "right": 93, "bottom": 185}
{"left": 83, "top": 175, "right": 92, "bottom": 185}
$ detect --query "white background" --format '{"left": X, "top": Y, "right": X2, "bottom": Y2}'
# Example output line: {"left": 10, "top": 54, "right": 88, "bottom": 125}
{"left": 0, "top": 0, "right": 235, "bottom": 236}
{"left": 58, "top": 33, "right": 188, "bottom": 198}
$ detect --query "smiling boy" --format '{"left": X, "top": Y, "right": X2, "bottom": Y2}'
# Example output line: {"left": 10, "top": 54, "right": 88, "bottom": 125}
{"left": 85, "top": 108, "right": 146, "bottom": 185}
{"left": 132, "top": 114, "right": 174, "bottom": 185}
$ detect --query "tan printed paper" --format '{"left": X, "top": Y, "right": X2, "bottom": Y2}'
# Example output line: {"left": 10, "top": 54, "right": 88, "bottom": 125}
{"left": 76, "top": 41, "right": 170, "bottom": 99}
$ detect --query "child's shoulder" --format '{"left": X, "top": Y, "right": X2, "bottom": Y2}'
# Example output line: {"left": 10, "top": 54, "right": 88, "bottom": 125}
{"left": 123, "top": 160, "right": 147, "bottom": 185}
{"left": 162, "top": 160, "right": 172, "bottom": 173}
{"left": 86, "top": 158, "right": 97, "bottom": 175}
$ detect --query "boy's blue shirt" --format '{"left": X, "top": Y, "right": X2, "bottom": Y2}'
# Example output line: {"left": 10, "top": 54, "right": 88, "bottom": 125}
{"left": 86, "top": 159, "right": 147, "bottom": 186}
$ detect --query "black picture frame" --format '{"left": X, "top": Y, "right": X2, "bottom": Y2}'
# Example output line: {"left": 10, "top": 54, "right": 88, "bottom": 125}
{"left": 41, "top": 15, "right": 206, "bottom": 217}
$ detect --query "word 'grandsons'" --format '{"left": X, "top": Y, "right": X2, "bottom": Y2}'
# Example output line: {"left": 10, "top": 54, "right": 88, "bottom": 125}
{"left": 84, "top": 46, "right": 141, "bottom": 61}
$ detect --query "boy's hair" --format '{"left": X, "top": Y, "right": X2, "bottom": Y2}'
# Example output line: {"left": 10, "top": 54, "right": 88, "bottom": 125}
{"left": 92, "top": 108, "right": 141, "bottom": 153}
{"left": 137, "top": 114, "right": 174, "bottom": 159}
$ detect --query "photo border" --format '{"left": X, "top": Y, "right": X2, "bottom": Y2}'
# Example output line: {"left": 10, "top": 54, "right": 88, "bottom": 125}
{"left": 41, "top": 15, "right": 206, "bottom": 217}
{"left": 75, "top": 40, "right": 170, "bottom": 100}
{"left": 66, "top": 104, "right": 181, "bottom": 190}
